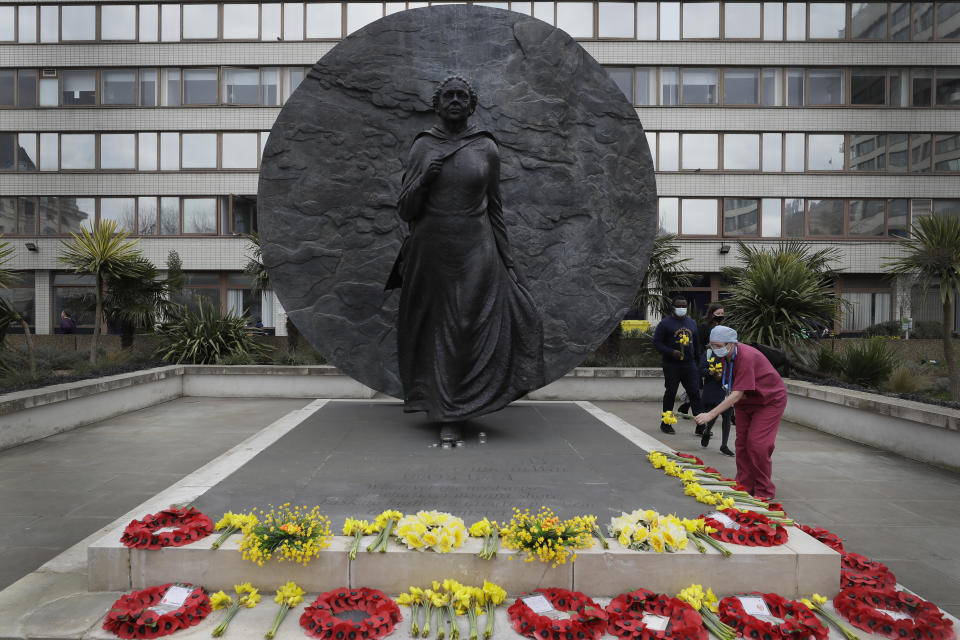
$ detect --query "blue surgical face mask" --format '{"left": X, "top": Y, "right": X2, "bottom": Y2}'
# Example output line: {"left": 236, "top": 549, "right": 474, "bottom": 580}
{"left": 713, "top": 345, "right": 729, "bottom": 357}
{"left": 674, "top": 308, "right": 687, "bottom": 317}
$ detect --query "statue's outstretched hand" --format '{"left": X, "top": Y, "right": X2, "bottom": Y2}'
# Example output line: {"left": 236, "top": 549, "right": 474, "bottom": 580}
{"left": 423, "top": 156, "right": 445, "bottom": 183}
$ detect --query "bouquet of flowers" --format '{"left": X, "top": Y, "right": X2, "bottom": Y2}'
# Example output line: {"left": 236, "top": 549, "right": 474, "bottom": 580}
{"left": 367, "top": 510, "right": 403, "bottom": 553}
{"left": 468, "top": 518, "right": 501, "bottom": 559}
{"left": 676, "top": 584, "right": 735, "bottom": 640}
{"left": 500, "top": 507, "right": 593, "bottom": 567}
{"left": 266, "top": 581, "right": 305, "bottom": 639}
{"left": 608, "top": 509, "right": 688, "bottom": 553}
{"left": 343, "top": 517, "right": 373, "bottom": 560}
{"left": 238, "top": 504, "right": 333, "bottom": 566}
{"left": 395, "top": 511, "right": 467, "bottom": 553}
{"left": 212, "top": 511, "right": 259, "bottom": 549}
{"left": 210, "top": 582, "right": 260, "bottom": 636}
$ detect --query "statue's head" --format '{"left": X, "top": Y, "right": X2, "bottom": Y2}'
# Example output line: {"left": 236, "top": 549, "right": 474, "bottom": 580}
{"left": 432, "top": 75, "right": 479, "bottom": 123}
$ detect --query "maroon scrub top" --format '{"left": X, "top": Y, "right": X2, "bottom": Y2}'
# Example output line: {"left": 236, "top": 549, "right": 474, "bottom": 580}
{"left": 730, "top": 343, "right": 787, "bottom": 407}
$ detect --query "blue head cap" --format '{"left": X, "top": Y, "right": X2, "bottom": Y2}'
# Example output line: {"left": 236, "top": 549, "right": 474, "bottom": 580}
{"left": 709, "top": 325, "right": 738, "bottom": 343}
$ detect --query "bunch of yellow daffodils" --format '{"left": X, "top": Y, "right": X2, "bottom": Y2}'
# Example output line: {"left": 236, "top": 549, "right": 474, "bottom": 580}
{"left": 265, "top": 581, "right": 304, "bottom": 639}
{"left": 395, "top": 511, "right": 467, "bottom": 553}
{"left": 211, "top": 582, "right": 260, "bottom": 636}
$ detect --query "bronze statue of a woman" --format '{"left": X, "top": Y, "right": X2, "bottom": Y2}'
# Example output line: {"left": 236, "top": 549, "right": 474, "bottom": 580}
{"left": 388, "top": 76, "right": 545, "bottom": 435}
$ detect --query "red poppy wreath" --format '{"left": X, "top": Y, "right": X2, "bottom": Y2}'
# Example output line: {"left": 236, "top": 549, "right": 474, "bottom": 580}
{"left": 702, "top": 509, "right": 789, "bottom": 546}
{"left": 120, "top": 507, "right": 213, "bottom": 549}
{"left": 300, "top": 588, "right": 402, "bottom": 640}
{"left": 796, "top": 524, "right": 846, "bottom": 553}
{"left": 508, "top": 588, "right": 608, "bottom": 640}
{"left": 841, "top": 552, "right": 897, "bottom": 589}
{"left": 103, "top": 583, "right": 210, "bottom": 639}
{"left": 834, "top": 586, "right": 956, "bottom": 640}
{"left": 718, "top": 592, "right": 828, "bottom": 640}
{"left": 604, "top": 588, "right": 707, "bottom": 640}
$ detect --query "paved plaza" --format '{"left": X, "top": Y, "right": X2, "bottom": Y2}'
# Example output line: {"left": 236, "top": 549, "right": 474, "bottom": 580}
{"left": 0, "top": 395, "right": 957, "bottom": 631}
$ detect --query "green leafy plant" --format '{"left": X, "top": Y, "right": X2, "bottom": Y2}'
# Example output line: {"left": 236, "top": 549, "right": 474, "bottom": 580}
{"left": 102, "top": 257, "right": 179, "bottom": 349}
{"left": 814, "top": 346, "right": 844, "bottom": 377}
{"left": 155, "top": 302, "right": 271, "bottom": 364}
{"left": 885, "top": 214, "right": 960, "bottom": 400}
{"left": 0, "top": 235, "right": 38, "bottom": 377}
{"left": 839, "top": 338, "right": 897, "bottom": 388}
{"left": 634, "top": 233, "right": 696, "bottom": 318}
{"left": 886, "top": 366, "right": 921, "bottom": 394}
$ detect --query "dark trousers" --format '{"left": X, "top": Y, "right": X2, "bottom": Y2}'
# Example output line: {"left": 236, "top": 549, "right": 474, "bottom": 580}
{"left": 703, "top": 401, "right": 732, "bottom": 446}
{"left": 662, "top": 364, "right": 702, "bottom": 416}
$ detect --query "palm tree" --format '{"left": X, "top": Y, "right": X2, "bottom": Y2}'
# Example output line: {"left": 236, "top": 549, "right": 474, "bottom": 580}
{"left": 722, "top": 241, "right": 845, "bottom": 355}
{"left": 242, "top": 232, "right": 270, "bottom": 294}
{"left": 635, "top": 233, "right": 696, "bottom": 318}
{"left": 59, "top": 221, "right": 142, "bottom": 364}
{"left": 0, "top": 235, "right": 38, "bottom": 378}
{"left": 884, "top": 214, "right": 960, "bottom": 400}
{"left": 102, "top": 256, "right": 178, "bottom": 349}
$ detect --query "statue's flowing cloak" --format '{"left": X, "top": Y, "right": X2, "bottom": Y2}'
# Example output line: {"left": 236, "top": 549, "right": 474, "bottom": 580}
{"left": 391, "top": 124, "right": 545, "bottom": 421}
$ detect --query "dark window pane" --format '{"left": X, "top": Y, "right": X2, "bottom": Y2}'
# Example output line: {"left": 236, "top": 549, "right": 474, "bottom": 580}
{"left": 231, "top": 196, "right": 257, "bottom": 234}
{"left": 0, "top": 197, "right": 15, "bottom": 235}
{"left": 786, "top": 68, "right": 804, "bottom": 106}
{"left": 936, "top": 70, "right": 960, "bottom": 105}
{"left": 183, "top": 198, "right": 217, "bottom": 233}
{"left": 851, "top": 69, "right": 885, "bottom": 104}
{"left": 661, "top": 68, "right": 679, "bottom": 105}
{"left": 724, "top": 198, "right": 759, "bottom": 236}
{"left": 160, "top": 197, "right": 179, "bottom": 234}
{"left": 223, "top": 68, "right": 259, "bottom": 105}
{"left": 935, "top": 134, "right": 960, "bottom": 171}
{"left": 101, "top": 70, "right": 136, "bottom": 105}
{"left": 605, "top": 67, "right": 634, "bottom": 103}
{"left": 55, "top": 286, "right": 95, "bottom": 327}
{"left": 18, "top": 197, "right": 37, "bottom": 234}
{"left": 889, "top": 133, "right": 908, "bottom": 172}
{"left": 807, "top": 199, "right": 844, "bottom": 236}
{"left": 911, "top": 134, "right": 932, "bottom": 172}
{"left": 935, "top": 199, "right": 960, "bottom": 217}
{"left": 891, "top": 2, "right": 910, "bottom": 39}
{"left": 62, "top": 70, "right": 97, "bottom": 105}
{"left": 0, "top": 70, "right": 14, "bottom": 105}
{"left": 913, "top": 69, "right": 933, "bottom": 106}
{"left": 809, "top": 69, "right": 844, "bottom": 105}
{"left": 888, "top": 199, "right": 908, "bottom": 237}
{"left": 682, "top": 69, "right": 718, "bottom": 104}
{"left": 59, "top": 197, "right": 94, "bottom": 233}
{"left": 849, "top": 134, "right": 886, "bottom": 171}
{"left": 784, "top": 198, "right": 804, "bottom": 237}
{"left": 0, "top": 134, "right": 14, "bottom": 170}
{"left": 724, "top": 69, "right": 760, "bottom": 104}
{"left": 914, "top": 3, "right": 934, "bottom": 40}
{"left": 39, "top": 197, "right": 58, "bottom": 235}
{"left": 139, "top": 69, "right": 157, "bottom": 107}
{"left": 183, "top": 69, "right": 218, "bottom": 105}
{"left": 849, "top": 200, "right": 885, "bottom": 236}
{"left": 17, "top": 70, "right": 37, "bottom": 107}
{"left": 937, "top": 2, "right": 960, "bottom": 38}
{"left": 851, "top": 2, "right": 888, "bottom": 38}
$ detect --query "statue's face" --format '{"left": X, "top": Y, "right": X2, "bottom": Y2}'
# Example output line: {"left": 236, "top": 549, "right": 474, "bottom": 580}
{"left": 437, "top": 80, "right": 472, "bottom": 123}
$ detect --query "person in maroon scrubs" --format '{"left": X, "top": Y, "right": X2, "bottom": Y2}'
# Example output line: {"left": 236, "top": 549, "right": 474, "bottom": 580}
{"left": 693, "top": 325, "right": 786, "bottom": 500}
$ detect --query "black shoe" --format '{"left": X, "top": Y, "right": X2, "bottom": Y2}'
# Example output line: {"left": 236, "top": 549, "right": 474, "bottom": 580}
{"left": 694, "top": 425, "right": 704, "bottom": 436}
{"left": 719, "top": 446, "right": 734, "bottom": 457}
{"left": 700, "top": 426, "right": 712, "bottom": 448}
{"left": 678, "top": 403, "right": 690, "bottom": 415}
{"left": 660, "top": 422, "right": 676, "bottom": 435}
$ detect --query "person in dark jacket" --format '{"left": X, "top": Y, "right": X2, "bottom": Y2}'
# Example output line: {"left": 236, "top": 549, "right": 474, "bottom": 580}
{"left": 60, "top": 310, "right": 77, "bottom": 334}
{"left": 652, "top": 297, "right": 702, "bottom": 435}
{"left": 698, "top": 347, "right": 734, "bottom": 456}
{"left": 678, "top": 301, "right": 726, "bottom": 416}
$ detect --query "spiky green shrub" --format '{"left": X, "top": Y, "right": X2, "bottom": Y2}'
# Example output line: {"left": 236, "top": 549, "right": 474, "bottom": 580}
{"left": 840, "top": 339, "right": 896, "bottom": 387}
{"left": 155, "top": 303, "right": 271, "bottom": 364}
{"left": 814, "top": 346, "right": 844, "bottom": 377}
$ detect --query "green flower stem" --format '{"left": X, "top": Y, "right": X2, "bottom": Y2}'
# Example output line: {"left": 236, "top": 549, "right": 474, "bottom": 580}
{"left": 410, "top": 602, "right": 421, "bottom": 637}
{"left": 488, "top": 528, "right": 499, "bottom": 558}
{"left": 686, "top": 531, "right": 707, "bottom": 554}
{"left": 265, "top": 602, "right": 289, "bottom": 639}
{"left": 591, "top": 525, "right": 609, "bottom": 549}
{"left": 437, "top": 606, "right": 447, "bottom": 640}
{"left": 467, "top": 604, "right": 479, "bottom": 640}
{"left": 379, "top": 519, "right": 397, "bottom": 552}
{"left": 211, "top": 525, "right": 238, "bottom": 550}
{"left": 484, "top": 605, "right": 496, "bottom": 640}
{"left": 695, "top": 531, "right": 732, "bottom": 558}
{"left": 212, "top": 602, "right": 241, "bottom": 637}
{"left": 700, "top": 608, "right": 737, "bottom": 640}
{"left": 447, "top": 604, "right": 460, "bottom": 640}
{"left": 366, "top": 528, "right": 385, "bottom": 553}
{"left": 815, "top": 605, "right": 861, "bottom": 640}
{"left": 478, "top": 534, "right": 491, "bottom": 559}
{"left": 421, "top": 602, "right": 433, "bottom": 638}
{"left": 349, "top": 530, "right": 363, "bottom": 560}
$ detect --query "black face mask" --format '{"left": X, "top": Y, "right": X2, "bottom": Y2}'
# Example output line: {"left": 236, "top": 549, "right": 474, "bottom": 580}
{"left": 712, "top": 315, "right": 724, "bottom": 324}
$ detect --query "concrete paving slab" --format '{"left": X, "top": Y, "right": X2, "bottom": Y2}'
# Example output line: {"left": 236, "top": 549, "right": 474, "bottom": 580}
{"left": 20, "top": 591, "right": 119, "bottom": 640}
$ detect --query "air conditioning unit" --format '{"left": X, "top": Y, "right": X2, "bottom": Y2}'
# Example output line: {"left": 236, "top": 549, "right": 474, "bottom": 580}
{"left": 41, "top": 68, "right": 57, "bottom": 78}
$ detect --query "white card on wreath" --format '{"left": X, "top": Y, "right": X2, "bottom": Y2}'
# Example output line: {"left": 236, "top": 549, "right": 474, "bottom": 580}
{"left": 160, "top": 585, "right": 192, "bottom": 607}
{"left": 737, "top": 596, "right": 773, "bottom": 617}
{"left": 153, "top": 526, "right": 180, "bottom": 534}
{"left": 642, "top": 614, "right": 670, "bottom": 631}
{"left": 878, "top": 609, "right": 913, "bottom": 622}
{"left": 712, "top": 513, "right": 742, "bottom": 530}
{"left": 521, "top": 595, "right": 555, "bottom": 614}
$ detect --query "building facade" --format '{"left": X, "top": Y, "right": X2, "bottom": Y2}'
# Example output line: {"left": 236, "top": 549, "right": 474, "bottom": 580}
{"left": 1, "top": 1, "right": 958, "bottom": 335}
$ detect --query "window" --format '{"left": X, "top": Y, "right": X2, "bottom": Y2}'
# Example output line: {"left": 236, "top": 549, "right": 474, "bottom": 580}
{"left": 139, "top": 69, "right": 157, "bottom": 106}
{"left": 636, "top": 68, "right": 656, "bottom": 105}
{"left": 851, "top": 2, "right": 887, "bottom": 39}
{"left": 224, "top": 4, "right": 259, "bottom": 39}
{"left": 40, "top": 5, "right": 58, "bottom": 42}
{"left": 0, "top": 270, "right": 35, "bottom": 327}
{"left": 282, "top": 67, "right": 305, "bottom": 102}
{"left": 785, "top": 2, "right": 805, "bottom": 40}
{"left": 911, "top": 133, "right": 932, "bottom": 172}
{"left": 346, "top": 2, "right": 382, "bottom": 35}
{"left": 160, "top": 3, "right": 179, "bottom": 41}
{"left": 18, "top": 133, "right": 37, "bottom": 171}
{"left": 786, "top": 68, "right": 804, "bottom": 106}
{"left": 100, "top": 133, "right": 136, "bottom": 169}
{"left": 183, "top": 198, "right": 217, "bottom": 233}
{"left": 139, "top": 133, "right": 157, "bottom": 171}
{"left": 761, "top": 198, "right": 781, "bottom": 236}
{"left": 660, "top": 2, "right": 680, "bottom": 40}
{"left": 935, "top": 134, "right": 960, "bottom": 171}
{"left": 784, "top": 133, "right": 804, "bottom": 171}
{"left": 914, "top": 3, "right": 934, "bottom": 40}
{"left": 223, "top": 68, "right": 259, "bottom": 105}
{"left": 39, "top": 133, "right": 57, "bottom": 171}
{"left": 18, "top": 6, "right": 37, "bottom": 43}
{"left": 62, "top": 70, "right": 97, "bottom": 106}
{"left": 724, "top": 199, "right": 759, "bottom": 236}
{"left": 139, "top": 4, "right": 159, "bottom": 41}
{"left": 661, "top": 68, "right": 679, "bottom": 105}
{"left": 62, "top": 198, "right": 95, "bottom": 233}
{"left": 681, "top": 134, "right": 718, "bottom": 170}
{"left": 889, "top": 133, "right": 908, "bottom": 172}
{"left": 222, "top": 133, "right": 259, "bottom": 168}
{"left": 0, "top": 198, "right": 15, "bottom": 234}
{"left": 809, "top": 3, "right": 846, "bottom": 38}
{"left": 659, "top": 197, "right": 679, "bottom": 234}
{"left": 0, "top": 6, "right": 15, "bottom": 41}
{"left": 888, "top": 199, "right": 908, "bottom": 237}
{"left": 160, "top": 132, "right": 179, "bottom": 170}
{"left": 912, "top": 69, "right": 933, "bottom": 106}
{"left": 161, "top": 68, "right": 180, "bottom": 106}
{"left": 723, "top": 134, "right": 760, "bottom": 170}
{"left": 681, "top": 69, "right": 718, "bottom": 104}
{"left": 0, "top": 71, "right": 13, "bottom": 106}
{"left": 888, "top": 68, "right": 909, "bottom": 106}
{"left": 849, "top": 200, "right": 885, "bottom": 236}
{"left": 100, "top": 198, "right": 137, "bottom": 232}
{"left": 284, "top": 2, "right": 304, "bottom": 39}
{"left": 138, "top": 197, "right": 157, "bottom": 234}
{"left": 636, "top": 2, "right": 657, "bottom": 39}
{"left": 18, "top": 197, "right": 37, "bottom": 234}
{"left": 851, "top": 68, "right": 886, "bottom": 105}
{"left": 724, "top": 69, "right": 760, "bottom": 104}
{"left": 181, "top": 133, "right": 217, "bottom": 169}
{"left": 808, "top": 134, "right": 845, "bottom": 170}
{"left": 683, "top": 2, "right": 719, "bottom": 38}
{"left": 763, "top": 2, "right": 782, "bottom": 40}
{"left": 807, "top": 199, "right": 844, "bottom": 235}
{"left": 261, "top": 68, "right": 280, "bottom": 106}
{"left": 101, "top": 70, "right": 136, "bottom": 105}
{"left": 606, "top": 68, "right": 634, "bottom": 102}
{"left": 61, "top": 5, "right": 96, "bottom": 40}
{"left": 182, "top": 4, "right": 218, "bottom": 38}
{"left": 682, "top": 199, "right": 718, "bottom": 235}
{"left": 229, "top": 195, "right": 258, "bottom": 234}
{"left": 61, "top": 134, "right": 96, "bottom": 170}
{"left": 660, "top": 132, "right": 678, "bottom": 170}
{"left": 0, "top": 134, "right": 14, "bottom": 170}
{"left": 183, "top": 69, "right": 218, "bottom": 105}
{"left": 841, "top": 292, "right": 890, "bottom": 331}
{"left": 725, "top": 3, "right": 761, "bottom": 38}
{"left": 891, "top": 2, "right": 910, "bottom": 39}
{"left": 598, "top": 2, "right": 634, "bottom": 38}
{"left": 849, "top": 133, "right": 886, "bottom": 171}
{"left": 557, "top": 2, "right": 594, "bottom": 38}
{"left": 262, "top": 3, "right": 282, "bottom": 40}
{"left": 762, "top": 133, "right": 781, "bottom": 172}
{"left": 18, "top": 69, "right": 37, "bottom": 107}
{"left": 306, "top": 2, "right": 342, "bottom": 38}
{"left": 938, "top": 1, "right": 960, "bottom": 38}
{"left": 160, "top": 197, "right": 179, "bottom": 234}
{"left": 936, "top": 69, "right": 960, "bottom": 105}
{"left": 808, "top": 69, "right": 844, "bottom": 105}
{"left": 102, "top": 5, "right": 137, "bottom": 40}
{"left": 645, "top": 131, "right": 656, "bottom": 170}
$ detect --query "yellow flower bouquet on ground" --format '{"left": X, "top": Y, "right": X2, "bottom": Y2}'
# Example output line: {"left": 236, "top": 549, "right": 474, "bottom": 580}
{"left": 468, "top": 518, "right": 501, "bottom": 559}
{"left": 238, "top": 504, "right": 333, "bottom": 566}
{"left": 210, "top": 582, "right": 260, "bottom": 637}
{"left": 212, "top": 511, "right": 259, "bottom": 549}
{"left": 608, "top": 508, "right": 688, "bottom": 553}
{"left": 500, "top": 507, "right": 593, "bottom": 567}
{"left": 395, "top": 510, "right": 467, "bottom": 553}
